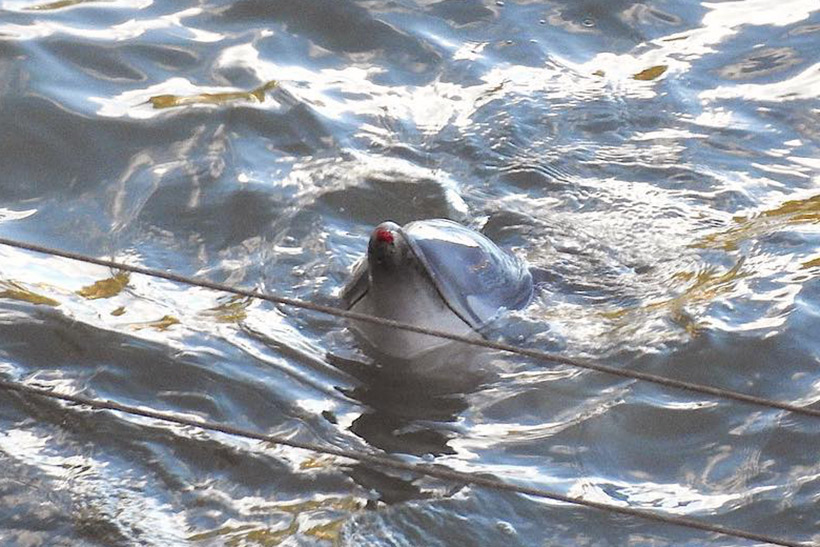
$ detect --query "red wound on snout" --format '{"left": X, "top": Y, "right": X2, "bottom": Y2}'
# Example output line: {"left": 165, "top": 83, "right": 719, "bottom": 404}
{"left": 375, "top": 228, "right": 394, "bottom": 244}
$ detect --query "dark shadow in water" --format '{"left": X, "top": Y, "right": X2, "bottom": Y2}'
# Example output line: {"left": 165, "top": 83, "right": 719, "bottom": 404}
{"left": 219, "top": 0, "right": 442, "bottom": 83}
{"left": 329, "top": 341, "right": 492, "bottom": 504}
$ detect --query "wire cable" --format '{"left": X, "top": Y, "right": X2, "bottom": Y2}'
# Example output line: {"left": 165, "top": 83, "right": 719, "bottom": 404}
{"left": 0, "top": 378, "right": 808, "bottom": 547}
{"left": 0, "top": 236, "right": 817, "bottom": 419}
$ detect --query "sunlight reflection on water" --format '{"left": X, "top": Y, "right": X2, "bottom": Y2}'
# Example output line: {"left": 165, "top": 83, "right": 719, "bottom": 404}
{"left": 0, "top": 0, "right": 818, "bottom": 544}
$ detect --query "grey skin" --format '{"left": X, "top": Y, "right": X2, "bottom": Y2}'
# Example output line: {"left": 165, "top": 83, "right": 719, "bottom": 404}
{"left": 341, "top": 219, "right": 534, "bottom": 358}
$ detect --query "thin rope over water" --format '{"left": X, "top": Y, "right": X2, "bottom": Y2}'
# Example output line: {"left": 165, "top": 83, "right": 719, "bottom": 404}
{"left": 0, "top": 236, "right": 817, "bottom": 419}
{"left": 0, "top": 379, "right": 808, "bottom": 547}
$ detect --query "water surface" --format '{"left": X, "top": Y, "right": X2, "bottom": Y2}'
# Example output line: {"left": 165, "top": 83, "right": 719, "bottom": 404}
{"left": 0, "top": 0, "right": 818, "bottom": 545}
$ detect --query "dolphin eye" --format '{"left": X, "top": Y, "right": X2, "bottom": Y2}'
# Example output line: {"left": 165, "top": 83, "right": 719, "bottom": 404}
{"left": 375, "top": 228, "right": 394, "bottom": 244}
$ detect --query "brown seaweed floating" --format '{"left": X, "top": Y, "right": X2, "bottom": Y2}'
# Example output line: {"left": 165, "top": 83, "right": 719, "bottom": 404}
{"left": 600, "top": 258, "right": 748, "bottom": 331}
{"left": 132, "top": 315, "right": 180, "bottom": 331}
{"left": 695, "top": 193, "right": 820, "bottom": 251}
{"left": 24, "top": 0, "right": 105, "bottom": 10}
{"left": 77, "top": 272, "right": 130, "bottom": 300}
{"left": 148, "top": 80, "right": 278, "bottom": 110}
{"left": 632, "top": 65, "right": 668, "bottom": 81}
{"left": 0, "top": 281, "right": 59, "bottom": 306}
{"left": 802, "top": 256, "right": 820, "bottom": 270}
{"left": 186, "top": 497, "right": 361, "bottom": 545}
{"left": 203, "top": 295, "right": 252, "bottom": 323}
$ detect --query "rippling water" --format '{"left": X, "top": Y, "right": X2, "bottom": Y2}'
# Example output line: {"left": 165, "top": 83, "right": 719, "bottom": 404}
{"left": 0, "top": 0, "right": 818, "bottom": 545}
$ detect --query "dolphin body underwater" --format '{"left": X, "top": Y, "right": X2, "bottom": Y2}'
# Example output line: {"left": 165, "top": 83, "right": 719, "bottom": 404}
{"left": 341, "top": 219, "right": 535, "bottom": 359}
